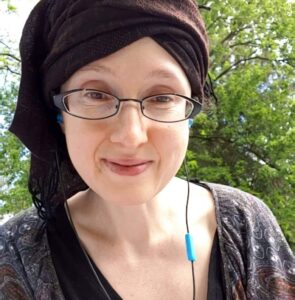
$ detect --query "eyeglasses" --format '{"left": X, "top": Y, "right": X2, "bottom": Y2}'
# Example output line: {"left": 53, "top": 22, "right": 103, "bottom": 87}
{"left": 53, "top": 89, "right": 202, "bottom": 123}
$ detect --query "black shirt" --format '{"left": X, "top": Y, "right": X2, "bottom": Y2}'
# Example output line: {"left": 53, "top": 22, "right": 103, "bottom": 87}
{"left": 47, "top": 204, "right": 226, "bottom": 299}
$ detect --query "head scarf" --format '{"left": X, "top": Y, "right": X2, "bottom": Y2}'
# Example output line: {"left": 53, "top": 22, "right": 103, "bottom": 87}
{"left": 9, "top": 0, "right": 209, "bottom": 220}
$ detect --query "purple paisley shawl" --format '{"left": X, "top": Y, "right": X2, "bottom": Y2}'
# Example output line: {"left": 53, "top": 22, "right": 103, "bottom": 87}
{"left": 1, "top": 183, "right": 294, "bottom": 300}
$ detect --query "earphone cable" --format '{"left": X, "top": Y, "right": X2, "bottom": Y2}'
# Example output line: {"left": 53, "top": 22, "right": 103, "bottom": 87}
{"left": 184, "top": 157, "right": 190, "bottom": 234}
{"left": 184, "top": 157, "right": 196, "bottom": 300}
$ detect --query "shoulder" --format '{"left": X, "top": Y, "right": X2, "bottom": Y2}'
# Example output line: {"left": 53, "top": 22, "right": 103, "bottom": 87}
{"left": 0, "top": 208, "right": 64, "bottom": 299}
{"left": 205, "top": 181, "right": 265, "bottom": 206}
{"left": 1, "top": 206, "right": 43, "bottom": 238}
{"left": 194, "top": 182, "right": 280, "bottom": 249}
{"left": 203, "top": 182, "right": 291, "bottom": 249}
{"left": 203, "top": 182, "right": 295, "bottom": 299}
{"left": 1, "top": 207, "right": 45, "bottom": 257}
{"left": 203, "top": 182, "right": 278, "bottom": 226}
{"left": 0, "top": 208, "right": 42, "bottom": 299}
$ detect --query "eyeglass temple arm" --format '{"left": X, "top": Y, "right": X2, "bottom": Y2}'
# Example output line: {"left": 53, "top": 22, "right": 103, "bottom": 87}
{"left": 190, "top": 100, "right": 202, "bottom": 118}
{"left": 53, "top": 95, "right": 67, "bottom": 112}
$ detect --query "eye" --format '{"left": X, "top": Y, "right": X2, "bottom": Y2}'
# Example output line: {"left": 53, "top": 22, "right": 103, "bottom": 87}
{"left": 149, "top": 94, "right": 176, "bottom": 104}
{"left": 86, "top": 92, "right": 103, "bottom": 99}
{"left": 145, "top": 94, "right": 180, "bottom": 108}
{"left": 83, "top": 90, "right": 111, "bottom": 101}
{"left": 155, "top": 95, "right": 173, "bottom": 102}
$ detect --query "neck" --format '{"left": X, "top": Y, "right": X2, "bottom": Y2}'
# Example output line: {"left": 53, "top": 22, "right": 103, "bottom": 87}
{"left": 67, "top": 177, "right": 187, "bottom": 250}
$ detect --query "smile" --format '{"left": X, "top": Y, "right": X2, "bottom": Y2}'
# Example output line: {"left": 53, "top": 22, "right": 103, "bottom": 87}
{"left": 102, "top": 159, "right": 153, "bottom": 176}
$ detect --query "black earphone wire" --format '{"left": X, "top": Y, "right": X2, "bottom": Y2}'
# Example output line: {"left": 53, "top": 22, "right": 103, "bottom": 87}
{"left": 184, "top": 157, "right": 196, "bottom": 300}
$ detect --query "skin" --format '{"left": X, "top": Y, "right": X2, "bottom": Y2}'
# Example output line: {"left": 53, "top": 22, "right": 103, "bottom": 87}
{"left": 61, "top": 37, "right": 216, "bottom": 300}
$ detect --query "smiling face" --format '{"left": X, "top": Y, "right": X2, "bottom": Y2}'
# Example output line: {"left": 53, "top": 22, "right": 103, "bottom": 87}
{"left": 61, "top": 37, "right": 191, "bottom": 206}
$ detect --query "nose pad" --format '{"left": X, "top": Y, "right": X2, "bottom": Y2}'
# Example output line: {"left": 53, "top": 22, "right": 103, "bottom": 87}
{"left": 110, "top": 103, "right": 148, "bottom": 147}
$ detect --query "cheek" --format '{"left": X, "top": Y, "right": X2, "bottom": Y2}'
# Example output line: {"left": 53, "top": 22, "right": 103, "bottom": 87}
{"left": 63, "top": 119, "right": 106, "bottom": 172}
{"left": 154, "top": 124, "right": 189, "bottom": 169}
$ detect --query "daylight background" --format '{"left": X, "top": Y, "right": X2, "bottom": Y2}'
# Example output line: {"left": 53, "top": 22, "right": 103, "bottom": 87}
{"left": 0, "top": 0, "right": 294, "bottom": 250}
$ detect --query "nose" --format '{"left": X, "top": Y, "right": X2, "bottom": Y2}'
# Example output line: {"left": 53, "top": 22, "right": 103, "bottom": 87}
{"left": 110, "top": 102, "right": 148, "bottom": 148}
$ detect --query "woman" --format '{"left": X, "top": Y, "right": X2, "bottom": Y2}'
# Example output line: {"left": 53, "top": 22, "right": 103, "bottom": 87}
{"left": 0, "top": 1, "right": 294, "bottom": 299}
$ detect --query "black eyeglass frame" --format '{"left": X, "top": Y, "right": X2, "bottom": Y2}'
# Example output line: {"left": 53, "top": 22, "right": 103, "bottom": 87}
{"left": 53, "top": 89, "right": 203, "bottom": 123}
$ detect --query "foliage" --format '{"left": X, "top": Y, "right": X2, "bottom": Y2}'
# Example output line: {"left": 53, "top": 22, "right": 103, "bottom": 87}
{"left": 0, "top": 1, "right": 29, "bottom": 221}
{"left": 182, "top": 0, "right": 295, "bottom": 249}
{"left": 0, "top": 0, "right": 17, "bottom": 12}
{"left": 0, "top": 84, "right": 31, "bottom": 217}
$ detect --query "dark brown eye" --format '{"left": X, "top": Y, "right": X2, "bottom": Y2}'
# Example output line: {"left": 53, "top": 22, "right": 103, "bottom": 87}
{"left": 145, "top": 94, "right": 179, "bottom": 107}
{"left": 84, "top": 91, "right": 106, "bottom": 100}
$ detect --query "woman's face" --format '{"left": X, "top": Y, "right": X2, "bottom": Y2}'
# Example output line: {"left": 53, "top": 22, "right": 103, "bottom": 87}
{"left": 61, "top": 37, "right": 191, "bottom": 205}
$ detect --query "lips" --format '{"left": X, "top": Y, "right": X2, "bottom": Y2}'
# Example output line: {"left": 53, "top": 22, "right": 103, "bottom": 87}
{"left": 102, "top": 159, "right": 152, "bottom": 176}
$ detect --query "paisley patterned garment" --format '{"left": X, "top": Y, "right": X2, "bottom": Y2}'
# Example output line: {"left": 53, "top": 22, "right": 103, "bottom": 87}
{"left": 0, "top": 183, "right": 294, "bottom": 299}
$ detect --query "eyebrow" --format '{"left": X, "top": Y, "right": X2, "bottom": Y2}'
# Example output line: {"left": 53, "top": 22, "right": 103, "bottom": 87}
{"left": 145, "top": 69, "right": 179, "bottom": 80}
{"left": 79, "top": 65, "right": 116, "bottom": 76}
{"left": 79, "top": 65, "right": 179, "bottom": 80}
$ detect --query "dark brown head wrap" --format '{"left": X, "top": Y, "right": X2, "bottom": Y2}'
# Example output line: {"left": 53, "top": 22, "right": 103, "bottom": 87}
{"left": 9, "top": 0, "right": 209, "bottom": 220}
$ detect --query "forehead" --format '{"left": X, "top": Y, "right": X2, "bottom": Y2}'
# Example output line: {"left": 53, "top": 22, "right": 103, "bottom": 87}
{"left": 63, "top": 37, "right": 191, "bottom": 92}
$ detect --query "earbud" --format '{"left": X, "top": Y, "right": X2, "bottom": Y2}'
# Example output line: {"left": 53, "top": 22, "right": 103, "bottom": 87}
{"left": 57, "top": 114, "right": 63, "bottom": 125}
{"left": 188, "top": 119, "right": 193, "bottom": 128}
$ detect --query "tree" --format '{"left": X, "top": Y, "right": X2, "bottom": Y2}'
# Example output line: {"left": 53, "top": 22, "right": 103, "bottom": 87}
{"left": 0, "top": 1, "right": 30, "bottom": 218}
{"left": 0, "top": 84, "right": 31, "bottom": 216}
{"left": 183, "top": 0, "right": 295, "bottom": 248}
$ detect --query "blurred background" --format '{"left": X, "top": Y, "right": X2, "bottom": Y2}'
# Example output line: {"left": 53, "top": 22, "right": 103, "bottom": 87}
{"left": 0, "top": 0, "right": 294, "bottom": 250}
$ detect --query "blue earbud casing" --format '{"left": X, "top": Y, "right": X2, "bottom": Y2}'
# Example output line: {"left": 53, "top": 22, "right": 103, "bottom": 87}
{"left": 185, "top": 233, "right": 197, "bottom": 262}
{"left": 57, "top": 114, "right": 63, "bottom": 125}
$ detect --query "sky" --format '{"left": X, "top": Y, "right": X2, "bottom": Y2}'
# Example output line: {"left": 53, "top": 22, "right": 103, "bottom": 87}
{"left": 0, "top": 0, "right": 38, "bottom": 45}
{"left": 0, "top": 0, "right": 38, "bottom": 100}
